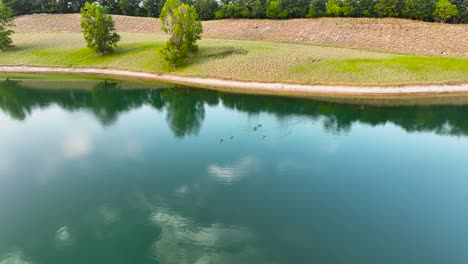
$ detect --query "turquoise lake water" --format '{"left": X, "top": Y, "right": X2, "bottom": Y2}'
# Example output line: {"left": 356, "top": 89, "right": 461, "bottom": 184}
{"left": 1, "top": 77, "right": 468, "bottom": 264}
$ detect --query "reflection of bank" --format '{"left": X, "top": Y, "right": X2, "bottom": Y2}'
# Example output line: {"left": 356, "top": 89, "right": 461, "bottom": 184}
{"left": 2, "top": 78, "right": 468, "bottom": 137}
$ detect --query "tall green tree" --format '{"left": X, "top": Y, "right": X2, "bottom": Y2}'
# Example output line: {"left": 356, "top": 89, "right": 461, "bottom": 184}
{"left": 355, "top": 0, "right": 377, "bottom": 17}
{"left": 342, "top": 0, "right": 356, "bottom": 16}
{"left": 80, "top": 2, "right": 121, "bottom": 53}
{"left": 0, "top": 0, "right": 14, "bottom": 51}
{"left": 266, "top": 0, "right": 288, "bottom": 18}
{"left": 433, "top": 0, "right": 459, "bottom": 22}
{"left": 451, "top": 0, "right": 468, "bottom": 22}
{"left": 142, "top": 0, "right": 165, "bottom": 17}
{"left": 310, "top": 0, "right": 328, "bottom": 16}
{"left": 375, "top": 0, "right": 404, "bottom": 17}
{"left": 281, "top": 0, "right": 310, "bottom": 18}
{"left": 160, "top": 0, "right": 203, "bottom": 66}
{"left": 194, "top": 0, "right": 219, "bottom": 20}
{"left": 326, "top": 0, "right": 342, "bottom": 16}
{"left": 403, "top": 0, "right": 436, "bottom": 20}
{"left": 119, "top": 0, "right": 141, "bottom": 16}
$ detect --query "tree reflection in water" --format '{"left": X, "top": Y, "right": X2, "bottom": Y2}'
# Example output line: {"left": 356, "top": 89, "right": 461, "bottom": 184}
{"left": 1, "top": 78, "right": 468, "bottom": 137}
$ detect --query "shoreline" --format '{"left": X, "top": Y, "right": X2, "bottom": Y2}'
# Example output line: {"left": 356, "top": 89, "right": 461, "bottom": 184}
{"left": 1, "top": 66, "right": 468, "bottom": 96}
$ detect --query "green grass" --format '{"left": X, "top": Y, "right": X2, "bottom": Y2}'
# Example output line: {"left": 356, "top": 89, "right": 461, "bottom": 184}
{"left": 1, "top": 32, "right": 467, "bottom": 85}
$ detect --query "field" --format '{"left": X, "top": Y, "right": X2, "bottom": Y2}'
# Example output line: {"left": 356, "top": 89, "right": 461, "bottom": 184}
{"left": 2, "top": 14, "right": 468, "bottom": 86}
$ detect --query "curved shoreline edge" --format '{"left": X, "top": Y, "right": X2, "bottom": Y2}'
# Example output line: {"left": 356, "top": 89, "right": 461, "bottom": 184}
{"left": 1, "top": 66, "right": 468, "bottom": 96}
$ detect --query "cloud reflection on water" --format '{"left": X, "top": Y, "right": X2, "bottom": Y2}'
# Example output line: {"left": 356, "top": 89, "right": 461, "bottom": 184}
{"left": 207, "top": 156, "right": 259, "bottom": 185}
{"left": 150, "top": 209, "right": 273, "bottom": 264}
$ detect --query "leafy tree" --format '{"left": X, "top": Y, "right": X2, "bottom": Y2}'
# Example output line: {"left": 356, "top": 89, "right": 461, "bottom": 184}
{"left": 326, "top": 0, "right": 342, "bottom": 16}
{"left": 80, "top": 2, "right": 121, "bottom": 53}
{"left": 451, "top": 0, "right": 468, "bottom": 22}
{"left": 160, "top": 0, "right": 203, "bottom": 66}
{"left": 281, "top": 0, "right": 310, "bottom": 18}
{"left": 194, "top": 0, "right": 219, "bottom": 20}
{"left": 0, "top": 0, "right": 14, "bottom": 51}
{"left": 433, "top": 0, "right": 459, "bottom": 22}
{"left": 375, "top": 0, "right": 404, "bottom": 17}
{"left": 97, "top": 0, "right": 120, "bottom": 14}
{"left": 307, "top": 6, "right": 316, "bottom": 17}
{"left": 403, "top": 0, "right": 436, "bottom": 20}
{"left": 310, "top": 0, "right": 328, "bottom": 16}
{"left": 266, "top": 0, "right": 288, "bottom": 18}
{"left": 251, "top": 0, "right": 266, "bottom": 18}
{"left": 355, "top": 0, "right": 377, "bottom": 17}
{"left": 119, "top": 0, "right": 141, "bottom": 16}
{"left": 342, "top": 0, "right": 356, "bottom": 16}
{"left": 142, "top": 0, "right": 165, "bottom": 17}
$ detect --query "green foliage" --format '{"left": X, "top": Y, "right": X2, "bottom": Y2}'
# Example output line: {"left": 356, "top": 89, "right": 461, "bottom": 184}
{"left": 0, "top": 0, "right": 14, "bottom": 51}
{"left": 307, "top": 6, "right": 316, "bottom": 17}
{"left": 433, "top": 0, "right": 459, "bottom": 22}
{"left": 80, "top": 2, "right": 120, "bottom": 54}
{"left": 451, "top": 0, "right": 468, "bottom": 22}
{"left": 403, "top": 0, "right": 436, "bottom": 20}
{"left": 142, "top": 0, "right": 165, "bottom": 17}
{"left": 251, "top": 0, "right": 265, "bottom": 18}
{"left": 266, "top": 0, "right": 288, "bottom": 19}
{"left": 194, "top": 0, "right": 219, "bottom": 20}
{"left": 375, "top": 0, "right": 404, "bottom": 17}
{"left": 1, "top": 0, "right": 467, "bottom": 23}
{"left": 342, "top": 0, "right": 356, "bottom": 16}
{"left": 310, "top": 0, "right": 328, "bottom": 16}
{"left": 160, "top": 0, "right": 203, "bottom": 66}
{"left": 119, "top": 0, "right": 141, "bottom": 16}
{"left": 326, "top": 0, "right": 342, "bottom": 16}
{"left": 281, "top": 0, "right": 310, "bottom": 18}
{"left": 214, "top": 3, "right": 246, "bottom": 18}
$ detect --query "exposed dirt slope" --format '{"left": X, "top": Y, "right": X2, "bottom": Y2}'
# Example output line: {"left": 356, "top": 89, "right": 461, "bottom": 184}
{"left": 13, "top": 14, "right": 468, "bottom": 57}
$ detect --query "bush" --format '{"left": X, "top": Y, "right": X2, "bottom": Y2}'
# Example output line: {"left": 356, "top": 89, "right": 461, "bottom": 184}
{"left": 160, "top": 0, "right": 203, "bottom": 66}
{"left": 0, "top": 0, "right": 14, "bottom": 51}
{"left": 80, "top": 2, "right": 120, "bottom": 54}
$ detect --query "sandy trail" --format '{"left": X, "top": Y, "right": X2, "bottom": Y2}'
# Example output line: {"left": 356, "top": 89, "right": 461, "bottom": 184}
{"left": 1, "top": 66, "right": 468, "bottom": 96}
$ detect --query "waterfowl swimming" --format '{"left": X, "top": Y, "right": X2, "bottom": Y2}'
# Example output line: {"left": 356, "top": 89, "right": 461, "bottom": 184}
{"left": 230, "top": 136, "right": 234, "bottom": 140}
{"left": 220, "top": 139, "right": 224, "bottom": 143}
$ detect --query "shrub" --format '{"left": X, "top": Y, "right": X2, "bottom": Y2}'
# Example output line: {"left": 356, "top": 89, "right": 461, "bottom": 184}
{"left": 80, "top": 2, "right": 120, "bottom": 54}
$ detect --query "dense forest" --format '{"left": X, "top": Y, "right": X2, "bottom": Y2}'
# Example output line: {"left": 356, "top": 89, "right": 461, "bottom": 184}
{"left": 3, "top": 0, "right": 467, "bottom": 23}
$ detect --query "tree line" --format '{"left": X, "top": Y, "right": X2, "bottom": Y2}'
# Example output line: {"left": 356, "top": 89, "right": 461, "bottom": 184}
{"left": 3, "top": 0, "right": 467, "bottom": 23}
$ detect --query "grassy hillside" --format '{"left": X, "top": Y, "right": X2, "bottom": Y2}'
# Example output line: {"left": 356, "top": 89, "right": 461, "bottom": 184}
{"left": 2, "top": 32, "right": 467, "bottom": 86}
{"left": 13, "top": 14, "right": 468, "bottom": 57}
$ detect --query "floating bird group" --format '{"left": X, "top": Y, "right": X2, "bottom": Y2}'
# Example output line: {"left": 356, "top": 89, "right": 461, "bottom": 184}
{"left": 219, "top": 124, "right": 267, "bottom": 143}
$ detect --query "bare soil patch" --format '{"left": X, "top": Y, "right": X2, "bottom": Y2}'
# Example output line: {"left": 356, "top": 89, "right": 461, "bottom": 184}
{"left": 13, "top": 14, "right": 468, "bottom": 57}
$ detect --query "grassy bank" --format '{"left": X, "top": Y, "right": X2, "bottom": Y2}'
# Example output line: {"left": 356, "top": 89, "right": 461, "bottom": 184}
{"left": 1, "top": 32, "right": 468, "bottom": 86}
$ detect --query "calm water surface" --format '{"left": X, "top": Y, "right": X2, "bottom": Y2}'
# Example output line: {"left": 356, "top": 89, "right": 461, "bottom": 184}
{"left": 1, "top": 77, "right": 468, "bottom": 264}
